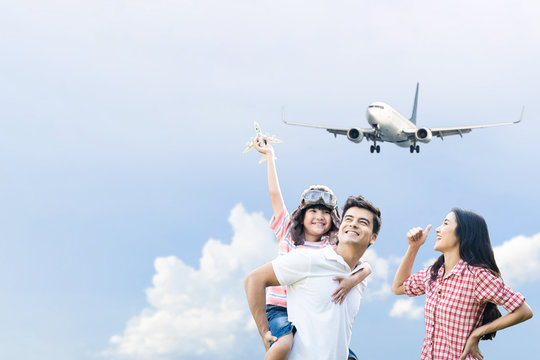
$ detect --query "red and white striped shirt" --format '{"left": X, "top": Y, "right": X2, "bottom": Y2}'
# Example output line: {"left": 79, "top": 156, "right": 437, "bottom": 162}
{"left": 266, "top": 208, "right": 330, "bottom": 307}
{"left": 404, "top": 259, "right": 525, "bottom": 360}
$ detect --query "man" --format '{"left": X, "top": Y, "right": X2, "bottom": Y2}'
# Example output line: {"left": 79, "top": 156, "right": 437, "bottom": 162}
{"left": 244, "top": 195, "right": 382, "bottom": 359}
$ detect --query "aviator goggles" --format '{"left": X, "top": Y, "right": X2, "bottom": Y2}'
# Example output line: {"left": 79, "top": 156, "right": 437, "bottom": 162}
{"left": 302, "top": 190, "right": 338, "bottom": 209}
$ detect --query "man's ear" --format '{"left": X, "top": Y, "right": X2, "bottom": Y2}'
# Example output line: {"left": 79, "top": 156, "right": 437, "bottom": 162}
{"left": 369, "top": 233, "right": 378, "bottom": 246}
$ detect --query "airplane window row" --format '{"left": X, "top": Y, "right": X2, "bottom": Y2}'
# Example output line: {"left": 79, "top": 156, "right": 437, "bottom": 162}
{"left": 369, "top": 105, "right": 384, "bottom": 109}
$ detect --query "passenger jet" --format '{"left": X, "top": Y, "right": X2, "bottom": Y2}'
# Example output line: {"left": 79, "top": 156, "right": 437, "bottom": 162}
{"left": 282, "top": 84, "right": 522, "bottom": 153}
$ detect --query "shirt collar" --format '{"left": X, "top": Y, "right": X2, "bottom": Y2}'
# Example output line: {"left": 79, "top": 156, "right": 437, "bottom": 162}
{"left": 438, "top": 258, "right": 467, "bottom": 279}
{"left": 323, "top": 246, "right": 365, "bottom": 272}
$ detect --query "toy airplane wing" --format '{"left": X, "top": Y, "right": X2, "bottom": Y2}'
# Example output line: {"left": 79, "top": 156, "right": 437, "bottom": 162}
{"left": 243, "top": 121, "right": 283, "bottom": 163}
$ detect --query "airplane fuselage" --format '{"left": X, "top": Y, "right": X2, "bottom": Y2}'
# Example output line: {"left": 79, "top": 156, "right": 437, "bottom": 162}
{"left": 282, "top": 83, "right": 521, "bottom": 153}
{"left": 366, "top": 102, "right": 416, "bottom": 148}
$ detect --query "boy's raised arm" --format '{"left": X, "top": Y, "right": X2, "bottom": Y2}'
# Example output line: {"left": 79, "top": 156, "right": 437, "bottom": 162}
{"left": 254, "top": 137, "right": 285, "bottom": 217}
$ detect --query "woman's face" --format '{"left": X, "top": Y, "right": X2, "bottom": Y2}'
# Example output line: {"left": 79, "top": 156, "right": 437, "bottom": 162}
{"left": 434, "top": 212, "right": 460, "bottom": 253}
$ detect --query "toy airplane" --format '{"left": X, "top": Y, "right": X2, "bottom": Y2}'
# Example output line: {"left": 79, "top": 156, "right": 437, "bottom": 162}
{"left": 243, "top": 121, "right": 283, "bottom": 163}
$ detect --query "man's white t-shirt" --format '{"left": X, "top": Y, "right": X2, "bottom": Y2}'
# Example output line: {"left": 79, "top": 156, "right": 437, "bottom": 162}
{"left": 272, "top": 246, "right": 367, "bottom": 360}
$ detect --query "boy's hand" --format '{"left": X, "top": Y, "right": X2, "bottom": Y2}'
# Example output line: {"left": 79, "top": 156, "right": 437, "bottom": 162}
{"left": 254, "top": 136, "right": 274, "bottom": 155}
{"left": 332, "top": 262, "right": 372, "bottom": 304}
{"left": 331, "top": 275, "right": 355, "bottom": 304}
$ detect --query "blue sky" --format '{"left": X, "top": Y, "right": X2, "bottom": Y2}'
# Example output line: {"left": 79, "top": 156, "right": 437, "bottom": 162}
{"left": 1, "top": 1, "right": 539, "bottom": 359}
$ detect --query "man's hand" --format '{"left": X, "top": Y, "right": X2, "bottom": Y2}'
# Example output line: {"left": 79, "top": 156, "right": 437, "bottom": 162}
{"left": 406, "top": 225, "right": 431, "bottom": 248}
{"left": 460, "top": 332, "right": 482, "bottom": 360}
{"left": 262, "top": 330, "right": 278, "bottom": 351}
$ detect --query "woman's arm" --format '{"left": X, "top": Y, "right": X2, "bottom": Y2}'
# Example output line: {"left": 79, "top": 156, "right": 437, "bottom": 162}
{"left": 392, "top": 225, "right": 431, "bottom": 295}
{"left": 254, "top": 137, "right": 285, "bottom": 217}
{"left": 460, "top": 302, "right": 533, "bottom": 360}
{"left": 331, "top": 262, "right": 372, "bottom": 304}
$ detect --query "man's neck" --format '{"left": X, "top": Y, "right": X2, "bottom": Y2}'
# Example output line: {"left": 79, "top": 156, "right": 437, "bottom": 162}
{"left": 335, "top": 243, "right": 366, "bottom": 269}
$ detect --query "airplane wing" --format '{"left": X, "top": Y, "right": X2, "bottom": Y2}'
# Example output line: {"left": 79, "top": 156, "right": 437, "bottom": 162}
{"left": 282, "top": 119, "right": 378, "bottom": 141}
{"left": 401, "top": 108, "right": 523, "bottom": 140}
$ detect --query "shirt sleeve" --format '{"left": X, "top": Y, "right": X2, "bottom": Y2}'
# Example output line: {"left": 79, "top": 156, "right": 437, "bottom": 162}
{"left": 269, "top": 207, "right": 294, "bottom": 254}
{"left": 272, "top": 249, "right": 311, "bottom": 286}
{"left": 474, "top": 268, "right": 525, "bottom": 313}
{"left": 403, "top": 267, "right": 430, "bottom": 296}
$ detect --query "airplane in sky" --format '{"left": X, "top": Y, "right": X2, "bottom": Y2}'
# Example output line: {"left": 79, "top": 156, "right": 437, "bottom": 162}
{"left": 282, "top": 84, "right": 523, "bottom": 153}
{"left": 243, "top": 121, "right": 283, "bottom": 163}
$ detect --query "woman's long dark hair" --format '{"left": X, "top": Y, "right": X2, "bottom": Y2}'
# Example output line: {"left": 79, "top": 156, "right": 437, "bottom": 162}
{"left": 429, "top": 208, "right": 502, "bottom": 340}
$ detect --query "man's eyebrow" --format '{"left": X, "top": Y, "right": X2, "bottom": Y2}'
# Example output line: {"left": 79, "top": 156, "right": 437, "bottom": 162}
{"left": 344, "top": 215, "right": 371, "bottom": 223}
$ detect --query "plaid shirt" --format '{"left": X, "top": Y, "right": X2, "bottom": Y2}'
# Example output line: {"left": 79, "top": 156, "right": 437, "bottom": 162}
{"left": 266, "top": 207, "right": 330, "bottom": 307}
{"left": 404, "top": 259, "right": 525, "bottom": 360}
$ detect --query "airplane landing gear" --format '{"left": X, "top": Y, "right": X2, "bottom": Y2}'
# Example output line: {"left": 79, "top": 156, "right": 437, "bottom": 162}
{"left": 409, "top": 145, "right": 420, "bottom": 153}
{"left": 370, "top": 145, "right": 381, "bottom": 153}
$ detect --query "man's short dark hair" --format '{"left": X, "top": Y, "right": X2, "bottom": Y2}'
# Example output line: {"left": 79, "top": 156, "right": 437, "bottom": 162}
{"left": 342, "top": 195, "right": 382, "bottom": 235}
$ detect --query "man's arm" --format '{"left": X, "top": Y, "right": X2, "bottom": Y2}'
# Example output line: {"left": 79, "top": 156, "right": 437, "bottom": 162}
{"left": 244, "top": 262, "right": 282, "bottom": 350}
{"left": 331, "top": 262, "right": 372, "bottom": 304}
{"left": 392, "top": 225, "right": 431, "bottom": 295}
{"left": 254, "top": 137, "right": 285, "bottom": 217}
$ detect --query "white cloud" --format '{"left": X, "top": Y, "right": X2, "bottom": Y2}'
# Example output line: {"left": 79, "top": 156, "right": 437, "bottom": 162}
{"left": 389, "top": 298, "right": 423, "bottom": 320}
{"left": 494, "top": 233, "right": 540, "bottom": 287}
{"left": 362, "top": 249, "right": 401, "bottom": 301}
{"left": 105, "top": 204, "right": 276, "bottom": 360}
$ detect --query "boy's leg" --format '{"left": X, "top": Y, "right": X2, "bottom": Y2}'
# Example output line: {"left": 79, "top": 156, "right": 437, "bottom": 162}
{"left": 264, "top": 332, "right": 293, "bottom": 360}
{"left": 265, "top": 305, "right": 294, "bottom": 360}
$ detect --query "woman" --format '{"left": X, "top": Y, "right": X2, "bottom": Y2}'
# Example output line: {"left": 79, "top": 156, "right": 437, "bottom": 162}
{"left": 392, "top": 208, "right": 533, "bottom": 360}
{"left": 253, "top": 136, "right": 370, "bottom": 360}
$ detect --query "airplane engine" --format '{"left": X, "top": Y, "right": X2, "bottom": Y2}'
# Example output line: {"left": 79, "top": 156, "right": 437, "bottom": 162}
{"left": 415, "top": 128, "right": 432, "bottom": 143}
{"left": 347, "top": 128, "right": 364, "bottom": 143}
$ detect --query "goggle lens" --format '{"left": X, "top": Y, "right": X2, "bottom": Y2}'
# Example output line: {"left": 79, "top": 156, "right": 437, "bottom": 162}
{"left": 302, "top": 190, "right": 337, "bottom": 208}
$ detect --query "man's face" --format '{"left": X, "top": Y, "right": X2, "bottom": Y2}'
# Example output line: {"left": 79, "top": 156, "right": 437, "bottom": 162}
{"left": 338, "top": 206, "right": 377, "bottom": 247}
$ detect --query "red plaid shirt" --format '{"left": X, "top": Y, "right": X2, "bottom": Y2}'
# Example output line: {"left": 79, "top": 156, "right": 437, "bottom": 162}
{"left": 404, "top": 259, "right": 525, "bottom": 360}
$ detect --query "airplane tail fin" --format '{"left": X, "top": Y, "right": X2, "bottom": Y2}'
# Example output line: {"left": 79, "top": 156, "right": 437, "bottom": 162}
{"left": 410, "top": 83, "right": 419, "bottom": 125}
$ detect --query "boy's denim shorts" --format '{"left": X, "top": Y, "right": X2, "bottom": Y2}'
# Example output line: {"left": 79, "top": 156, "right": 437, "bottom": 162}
{"left": 265, "top": 304, "right": 359, "bottom": 359}
{"left": 266, "top": 305, "right": 295, "bottom": 344}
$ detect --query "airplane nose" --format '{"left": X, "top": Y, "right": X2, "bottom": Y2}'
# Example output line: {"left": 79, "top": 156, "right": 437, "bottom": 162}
{"left": 366, "top": 107, "right": 377, "bottom": 125}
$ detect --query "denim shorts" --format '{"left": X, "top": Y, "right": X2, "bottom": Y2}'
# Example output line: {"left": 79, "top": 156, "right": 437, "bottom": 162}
{"left": 265, "top": 305, "right": 295, "bottom": 345}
